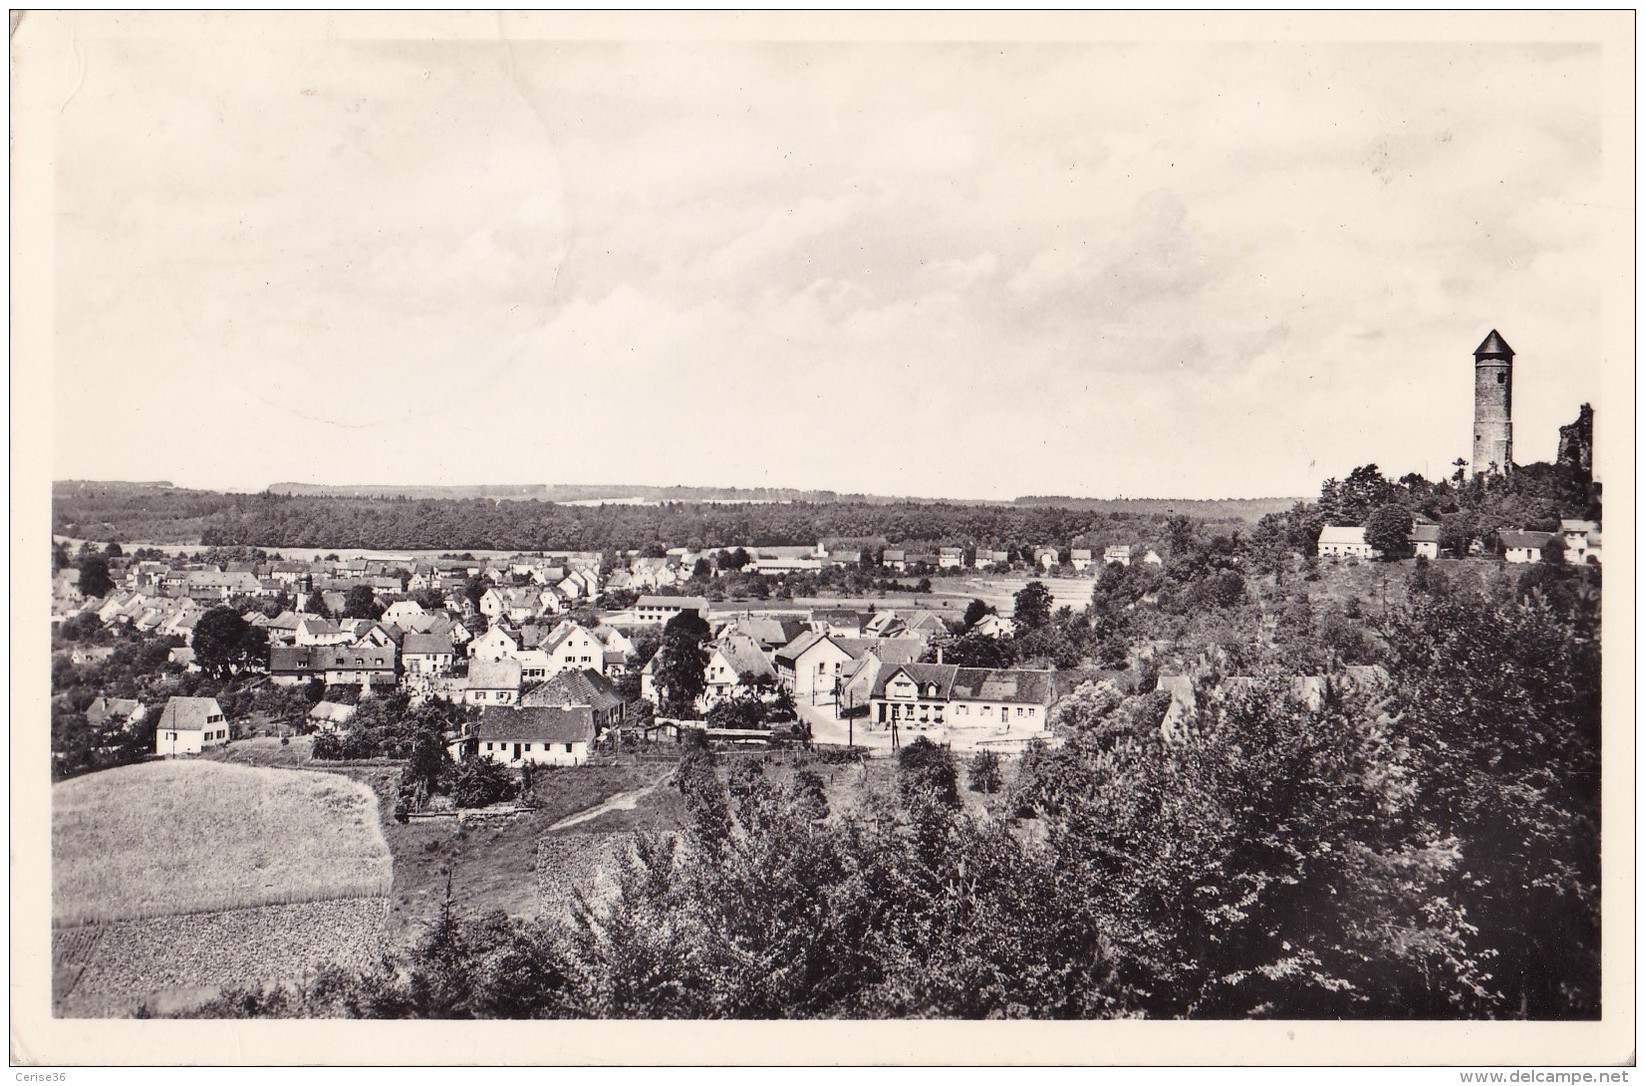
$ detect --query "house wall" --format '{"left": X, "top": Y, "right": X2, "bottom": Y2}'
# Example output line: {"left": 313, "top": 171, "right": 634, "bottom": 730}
{"left": 478, "top": 738, "right": 589, "bottom": 768}
{"left": 790, "top": 643, "right": 853, "bottom": 700}
{"left": 155, "top": 727, "right": 229, "bottom": 756}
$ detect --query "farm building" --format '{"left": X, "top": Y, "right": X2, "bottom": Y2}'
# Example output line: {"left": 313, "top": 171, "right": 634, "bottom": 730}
{"left": 472, "top": 705, "right": 597, "bottom": 767}
{"left": 1316, "top": 526, "right": 1378, "bottom": 560}
{"left": 1500, "top": 530, "right": 1557, "bottom": 564}
{"left": 154, "top": 696, "right": 230, "bottom": 756}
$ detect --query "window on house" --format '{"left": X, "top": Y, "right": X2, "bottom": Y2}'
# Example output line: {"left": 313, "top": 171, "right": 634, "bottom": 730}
{"left": 564, "top": 743, "right": 573, "bottom": 753}
{"left": 1498, "top": 373, "right": 1506, "bottom": 384}
{"left": 1016, "top": 707, "right": 1024, "bottom": 717}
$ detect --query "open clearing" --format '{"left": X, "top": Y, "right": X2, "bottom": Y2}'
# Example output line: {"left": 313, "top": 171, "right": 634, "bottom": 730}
{"left": 53, "top": 760, "right": 391, "bottom": 927}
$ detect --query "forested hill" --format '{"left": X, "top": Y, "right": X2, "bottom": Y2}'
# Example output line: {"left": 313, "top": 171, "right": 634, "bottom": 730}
{"left": 1013, "top": 495, "right": 1299, "bottom": 519}
{"left": 52, "top": 482, "right": 1260, "bottom": 551}
{"left": 266, "top": 482, "right": 876, "bottom": 503}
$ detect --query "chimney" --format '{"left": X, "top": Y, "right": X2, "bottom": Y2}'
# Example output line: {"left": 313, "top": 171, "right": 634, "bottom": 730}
{"left": 936, "top": 645, "right": 943, "bottom": 665}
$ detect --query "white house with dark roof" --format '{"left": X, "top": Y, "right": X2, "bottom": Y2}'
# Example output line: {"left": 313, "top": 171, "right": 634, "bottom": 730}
{"left": 155, "top": 696, "right": 230, "bottom": 756}
{"left": 472, "top": 705, "right": 596, "bottom": 767}
{"left": 774, "top": 631, "right": 860, "bottom": 701}
{"left": 402, "top": 632, "right": 455, "bottom": 678}
{"left": 867, "top": 664, "right": 1055, "bottom": 735}
{"left": 1408, "top": 523, "right": 1442, "bottom": 560}
{"left": 1500, "top": 530, "right": 1556, "bottom": 564}
{"left": 464, "top": 658, "right": 522, "bottom": 707}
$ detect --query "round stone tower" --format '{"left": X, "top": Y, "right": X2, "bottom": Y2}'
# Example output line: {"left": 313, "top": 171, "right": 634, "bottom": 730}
{"left": 1472, "top": 329, "right": 1514, "bottom": 474}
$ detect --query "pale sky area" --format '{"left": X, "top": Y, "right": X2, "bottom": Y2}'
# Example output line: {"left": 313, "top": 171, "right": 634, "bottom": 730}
{"left": 49, "top": 24, "right": 1618, "bottom": 499}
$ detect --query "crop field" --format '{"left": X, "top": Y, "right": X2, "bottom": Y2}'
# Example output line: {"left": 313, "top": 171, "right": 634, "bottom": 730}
{"left": 53, "top": 760, "right": 391, "bottom": 927}
{"left": 54, "top": 898, "right": 391, "bottom": 1018}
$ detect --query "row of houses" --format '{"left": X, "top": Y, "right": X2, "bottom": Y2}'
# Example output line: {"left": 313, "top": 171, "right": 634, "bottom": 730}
{"left": 1317, "top": 519, "right": 1603, "bottom": 564}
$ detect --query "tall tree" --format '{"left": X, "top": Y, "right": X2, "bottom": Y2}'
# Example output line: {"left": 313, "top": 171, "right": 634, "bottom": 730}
{"left": 77, "top": 556, "right": 115, "bottom": 598}
{"left": 1012, "top": 581, "right": 1054, "bottom": 632}
{"left": 1363, "top": 503, "right": 1414, "bottom": 560}
{"left": 343, "top": 584, "right": 384, "bottom": 620}
{"left": 653, "top": 611, "right": 711, "bottom": 717}
{"left": 192, "top": 606, "right": 269, "bottom": 678}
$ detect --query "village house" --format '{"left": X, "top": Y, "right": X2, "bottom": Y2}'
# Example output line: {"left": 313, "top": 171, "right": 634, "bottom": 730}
{"left": 867, "top": 664, "right": 1056, "bottom": 734}
{"left": 155, "top": 696, "right": 230, "bottom": 756}
{"left": 402, "top": 632, "right": 456, "bottom": 678}
{"left": 774, "top": 631, "right": 860, "bottom": 702}
{"left": 471, "top": 705, "right": 596, "bottom": 768}
{"left": 1103, "top": 544, "right": 1132, "bottom": 567}
{"left": 702, "top": 634, "right": 778, "bottom": 707}
{"left": 1142, "top": 550, "right": 1164, "bottom": 566}
{"left": 1500, "top": 530, "right": 1556, "bottom": 564}
{"left": 1561, "top": 520, "right": 1603, "bottom": 565}
{"left": 468, "top": 624, "right": 521, "bottom": 662}
{"left": 541, "top": 620, "right": 607, "bottom": 677}
{"left": 294, "top": 617, "right": 352, "bottom": 646}
{"left": 1408, "top": 524, "right": 1442, "bottom": 560}
{"left": 464, "top": 658, "right": 523, "bottom": 707}
{"left": 85, "top": 697, "right": 146, "bottom": 728}
{"left": 522, "top": 668, "right": 627, "bottom": 732}
{"left": 812, "top": 609, "right": 868, "bottom": 637}
{"left": 318, "top": 643, "right": 398, "bottom": 690}
{"left": 1316, "top": 526, "right": 1378, "bottom": 560}
{"left": 969, "top": 613, "right": 1017, "bottom": 639}
{"left": 1070, "top": 548, "right": 1093, "bottom": 572}
{"left": 381, "top": 599, "right": 427, "bottom": 627}
{"left": 882, "top": 549, "right": 907, "bottom": 572}
{"left": 938, "top": 547, "right": 966, "bottom": 569}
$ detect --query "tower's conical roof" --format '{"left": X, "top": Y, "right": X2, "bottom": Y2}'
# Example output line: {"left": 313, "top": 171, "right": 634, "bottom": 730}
{"left": 1474, "top": 329, "right": 1515, "bottom": 359}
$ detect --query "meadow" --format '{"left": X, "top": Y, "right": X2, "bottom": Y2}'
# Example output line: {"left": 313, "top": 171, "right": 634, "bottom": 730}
{"left": 52, "top": 760, "right": 392, "bottom": 928}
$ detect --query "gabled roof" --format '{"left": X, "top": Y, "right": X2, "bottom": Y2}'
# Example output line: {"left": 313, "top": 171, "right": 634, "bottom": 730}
{"left": 1318, "top": 525, "right": 1368, "bottom": 545}
{"left": 543, "top": 620, "right": 598, "bottom": 654}
{"left": 775, "top": 630, "right": 863, "bottom": 663}
{"left": 475, "top": 705, "right": 595, "bottom": 745}
{"left": 949, "top": 668, "right": 1057, "bottom": 705}
{"left": 1560, "top": 519, "right": 1599, "bottom": 533}
{"left": 1474, "top": 329, "right": 1514, "bottom": 359}
{"left": 1500, "top": 530, "right": 1555, "bottom": 550}
{"left": 468, "top": 658, "right": 523, "bottom": 689}
{"left": 157, "top": 696, "right": 224, "bottom": 730}
{"left": 402, "top": 632, "right": 454, "bottom": 655}
{"left": 1408, "top": 524, "right": 1442, "bottom": 543}
{"left": 269, "top": 644, "right": 317, "bottom": 673}
{"left": 871, "top": 662, "right": 959, "bottom": 699}
{"left": 321, "top": 644, "right": 397, "bottom": 669}
{"left": 522, "top": 668, "right": 624, "bottom": 713}
{"left": 713, "top": 634, "right": 776, "bottom": 680}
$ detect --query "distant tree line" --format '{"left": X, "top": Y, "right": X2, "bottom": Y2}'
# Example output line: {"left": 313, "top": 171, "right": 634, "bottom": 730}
{"left": 53, "top": 485, "right": 1246, "bottom": 553}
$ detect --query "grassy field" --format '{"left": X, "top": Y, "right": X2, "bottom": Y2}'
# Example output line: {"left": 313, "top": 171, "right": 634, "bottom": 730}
{"left": 52, "top": 760, "right": 391, "bottom": 928}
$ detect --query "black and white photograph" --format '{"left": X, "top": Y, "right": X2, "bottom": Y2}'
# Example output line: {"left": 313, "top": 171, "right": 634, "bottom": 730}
{"left": 10, "top": 9, "right": 1633, "bottom": 1068}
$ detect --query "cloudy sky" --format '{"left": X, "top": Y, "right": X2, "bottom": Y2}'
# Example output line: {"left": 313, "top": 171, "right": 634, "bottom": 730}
{"left": 46, "top": 18, "right": 1623, "bottom": 499}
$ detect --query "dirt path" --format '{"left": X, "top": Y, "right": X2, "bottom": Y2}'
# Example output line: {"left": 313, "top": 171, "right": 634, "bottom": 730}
{"left": 543, "top": 773, "right": 672, "bottom": 832}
